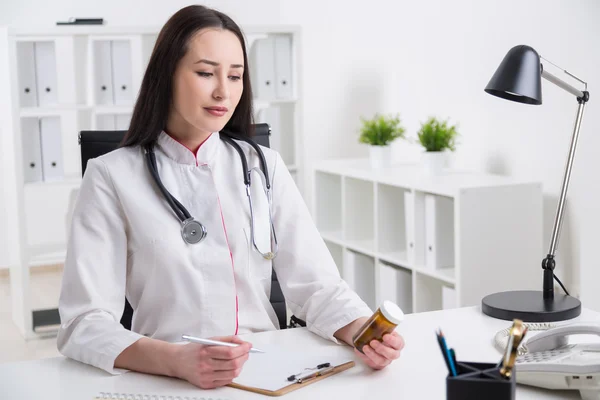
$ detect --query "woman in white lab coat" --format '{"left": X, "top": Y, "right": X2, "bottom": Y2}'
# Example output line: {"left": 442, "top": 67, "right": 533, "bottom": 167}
{"left": 57, "top": 5, "right": 404, "bottom": 389}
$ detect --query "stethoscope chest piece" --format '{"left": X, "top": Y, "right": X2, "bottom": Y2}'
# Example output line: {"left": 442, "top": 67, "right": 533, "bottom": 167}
{"left": 181, "top": 218, "right": 207, "bottom": 244}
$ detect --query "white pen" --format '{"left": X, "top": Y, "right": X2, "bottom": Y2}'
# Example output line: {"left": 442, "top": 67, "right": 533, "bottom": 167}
{"left": 182, "top": 335, "right": 265, "bottom": 353}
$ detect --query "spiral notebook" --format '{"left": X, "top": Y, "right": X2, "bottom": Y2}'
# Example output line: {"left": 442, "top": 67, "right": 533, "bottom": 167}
{"left": 94, "top": 394, "right": 229, "bottom": 400}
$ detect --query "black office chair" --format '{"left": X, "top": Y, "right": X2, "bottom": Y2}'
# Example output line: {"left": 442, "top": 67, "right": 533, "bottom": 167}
{"left": 78, "top": 124, "right": 301, "bottom": 330}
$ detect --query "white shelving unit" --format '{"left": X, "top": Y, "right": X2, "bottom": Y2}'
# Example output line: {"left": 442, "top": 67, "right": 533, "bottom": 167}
{"left": 313, "top": 159, "right": 544, "bottom": 314}
{"left": 0, "top": 24, "right": 303, "bottom": 338}
{"left": 246, "top": 26, "right": 302, "bottom": 183}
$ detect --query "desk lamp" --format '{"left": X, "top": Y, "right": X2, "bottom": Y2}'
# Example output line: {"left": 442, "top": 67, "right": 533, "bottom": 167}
{"left": 482, "top": 44, "right": 588, "bottom": 322}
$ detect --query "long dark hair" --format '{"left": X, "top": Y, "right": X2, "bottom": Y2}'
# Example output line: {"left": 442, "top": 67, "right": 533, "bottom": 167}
{"left": 121, "top": 5, "right": 254, "bottom": 148}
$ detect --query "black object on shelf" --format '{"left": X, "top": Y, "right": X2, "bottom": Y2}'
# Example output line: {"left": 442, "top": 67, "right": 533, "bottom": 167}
{"left": 447, "top": 362, "right": 515, "bottom": 400}
{"left": 57, "top": 18, "right": 104, "bottom": 26}
{"left": 32, "top": 308, "right": 60, "bottom": 332}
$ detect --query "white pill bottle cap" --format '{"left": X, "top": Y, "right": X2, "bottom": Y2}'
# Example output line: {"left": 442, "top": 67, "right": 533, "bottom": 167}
{"left": 380, "top": 300, "right": 404, "bottom": 325}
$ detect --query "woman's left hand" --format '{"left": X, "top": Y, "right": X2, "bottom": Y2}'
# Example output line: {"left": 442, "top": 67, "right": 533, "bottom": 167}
{"left": 354, "top": 331, "right": 404, "bottom": 370}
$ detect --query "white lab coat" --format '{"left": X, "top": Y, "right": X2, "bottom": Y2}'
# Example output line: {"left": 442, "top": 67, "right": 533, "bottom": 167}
{"left": 57, "top": 131, "right": 372, "bottom": 374}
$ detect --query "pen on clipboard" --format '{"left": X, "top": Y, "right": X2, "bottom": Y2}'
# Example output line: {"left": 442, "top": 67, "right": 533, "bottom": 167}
{"left": 181, "top": 335, "right": 265, "bottom": 353}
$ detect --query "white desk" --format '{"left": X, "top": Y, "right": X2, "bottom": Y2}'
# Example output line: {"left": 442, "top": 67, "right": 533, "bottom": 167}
{"left": 2, "top": 306, "right": 599, "bottom": 399}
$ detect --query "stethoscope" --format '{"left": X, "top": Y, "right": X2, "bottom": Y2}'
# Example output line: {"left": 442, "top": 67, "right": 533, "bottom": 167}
{"left": 144, "top": 131, "right": 278, "bottom": 260}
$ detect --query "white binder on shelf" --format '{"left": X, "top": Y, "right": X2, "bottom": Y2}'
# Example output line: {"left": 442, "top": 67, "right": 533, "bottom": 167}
{"left": 345, "top": 250, "right": 375, "bottom": 310}
{"left": 34, "top": 41, "right": 58, "bottom": 106}
{"left": 93, "top": 40, "right": 114, "bottom": 105}
{"left": 274, "top": 35, "right": 293, "bottom": 99}
{"left": 96, "top": 114, "right": 116, "bottom": 130}
{"left": 17, "top": 42, "right": 38, "bottom": 107}
{"left": 39, "top": 117, "right": 64, "bottom": 181}
{"left": 111, "top": 40, "right": 133, "bottom": 105}
{"left": 424, "top": 194, "right": 454, "bottom": 269}
{"left": 405, "top": 191, "right": 425, "bottom": 267}
{"left": 21, "top": 118, "right": 43, "bottom": 183}
{"left": 115, "top": 113, "right": 132, "bottom": 130}
{"left": 378, "top": 262, "right": 412, "bottom": 313}
{"left": 442, "top": 285, "right": 457, "bottom": 309}
{"left": 250, "top": 37, "right": 276, "bottom": 100}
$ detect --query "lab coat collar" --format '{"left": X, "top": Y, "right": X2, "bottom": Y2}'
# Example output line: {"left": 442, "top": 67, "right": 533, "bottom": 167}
{"left": 156, "top": 131, "right": 220, "bottom": 166}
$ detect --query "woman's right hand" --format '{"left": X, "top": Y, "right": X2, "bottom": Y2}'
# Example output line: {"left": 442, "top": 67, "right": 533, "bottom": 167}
{"left": 171, "top": 336, "right": 252, "bottom": 389}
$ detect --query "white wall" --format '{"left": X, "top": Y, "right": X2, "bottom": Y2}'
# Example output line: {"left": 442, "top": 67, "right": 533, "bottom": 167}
{"left": 1, "top": 0, "right": 600, "bottom": 309}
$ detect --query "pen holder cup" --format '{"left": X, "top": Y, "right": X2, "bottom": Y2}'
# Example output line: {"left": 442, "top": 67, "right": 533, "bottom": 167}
{"left": 446, "top": 362, "right": 515, "bottom": 400}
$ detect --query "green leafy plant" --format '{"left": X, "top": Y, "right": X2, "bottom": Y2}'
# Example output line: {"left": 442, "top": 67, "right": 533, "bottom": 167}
{"left": 358, "top": 113, "right": 406, "bottom": 146}
{"left": 417, "top": 117, "right": 459, "bottom": 152}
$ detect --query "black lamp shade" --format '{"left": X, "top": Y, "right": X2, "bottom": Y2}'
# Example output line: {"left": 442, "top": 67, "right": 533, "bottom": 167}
{"left": 485, "top": 45, "right": 542, "bottom": 105}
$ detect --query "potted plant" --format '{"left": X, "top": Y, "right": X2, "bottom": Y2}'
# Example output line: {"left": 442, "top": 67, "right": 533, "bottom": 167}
{"left": 417, "top": 117, "right": 459, "bottom": 175}
{"left": 359, "top": 113, "right": 406, "bottom": 168}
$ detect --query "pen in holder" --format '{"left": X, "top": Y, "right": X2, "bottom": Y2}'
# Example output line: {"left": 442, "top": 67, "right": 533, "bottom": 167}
{"left": 446, "top": 361, "right": 516, "bottom": 400}
{"left": 439, "top": 320, "right": 525, "bottom": 400}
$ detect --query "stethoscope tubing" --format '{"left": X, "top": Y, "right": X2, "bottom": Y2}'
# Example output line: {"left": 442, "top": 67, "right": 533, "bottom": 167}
{"left": 144, "top": 132, "right": 275, "bottom": 253}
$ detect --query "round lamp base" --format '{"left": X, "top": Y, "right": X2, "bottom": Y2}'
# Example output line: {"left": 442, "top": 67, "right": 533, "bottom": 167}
{"left": 482, "top": 290, "right": 581, "bottom": 322}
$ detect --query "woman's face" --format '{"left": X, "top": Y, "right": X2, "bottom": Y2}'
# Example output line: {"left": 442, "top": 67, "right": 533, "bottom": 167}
{"left": 169, "top": 28, "right": 244, "bottom": 136}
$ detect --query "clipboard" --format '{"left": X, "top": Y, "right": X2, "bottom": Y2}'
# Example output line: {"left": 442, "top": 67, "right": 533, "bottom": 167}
{"left": 227, "top": 360, "right": 355, "bottom": 396}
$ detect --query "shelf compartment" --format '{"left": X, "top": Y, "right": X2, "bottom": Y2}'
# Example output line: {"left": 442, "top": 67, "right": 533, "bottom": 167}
{"left": 376, "top": 261, "right": 413, "bottom": 314}
{"left": 24, "top": 181, "right": 80, "bottom": 249}
{"left": 414, "top": 272, "right": 456, "bottom": 312}
{"left": 343, "top": 249, "right": 376, "bottom": 311}
{"left": 315, "top": 171, "right": 342, "bottom": 238}
{"left": 377, "top": 183, "right": 409, "bottom": 256}
{"left": 344, "top": 177, "right": 374, "bottom": 252}
{"left": 17, "top": 36, "right": 86, "bottom": 107}
{"left": 248, "top": 34, "right": 294, "bottom": 102}
{"left": 21, "top": 109, "right": 82, "bottom": 181}
{"left": 16, "top": 40, "right": 58, "bottom": 108}
{"left": 89, "top": 37, "right": 134, "bottom": 106}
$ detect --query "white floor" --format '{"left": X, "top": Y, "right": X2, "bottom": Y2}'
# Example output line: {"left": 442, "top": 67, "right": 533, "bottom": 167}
{"left": 0, "top": 267, "right": 62, "bottom": 364}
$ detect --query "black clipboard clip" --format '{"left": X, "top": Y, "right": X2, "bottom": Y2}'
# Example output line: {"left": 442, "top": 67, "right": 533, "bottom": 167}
{"left": 287, "top": 363, "right": 333, "bottom": 383}
{"left": 57, "top": 18, "right": 104, "bottom": 26}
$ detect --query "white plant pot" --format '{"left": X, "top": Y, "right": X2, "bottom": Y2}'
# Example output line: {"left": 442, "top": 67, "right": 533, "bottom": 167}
{"left": 369, "top": 145, "right": 392, "bottom": 169}
{"left": 421, "top": 151, "right": 447, "bottom": 175}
